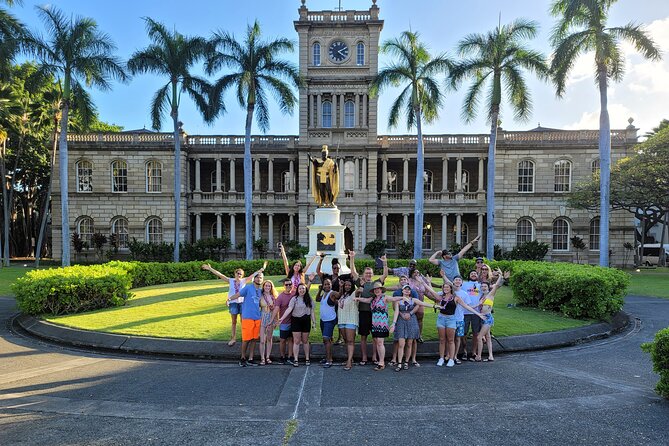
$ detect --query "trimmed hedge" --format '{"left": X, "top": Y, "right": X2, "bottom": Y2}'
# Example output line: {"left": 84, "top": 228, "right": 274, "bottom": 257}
{"left": 642, "top": 326, "right": 669, "bottom": 399}
{"left": 510, "top": 261, "right": 628, "bottom": 319}
{"left": 13, "top": 265, "right": 132, "bottom": 315}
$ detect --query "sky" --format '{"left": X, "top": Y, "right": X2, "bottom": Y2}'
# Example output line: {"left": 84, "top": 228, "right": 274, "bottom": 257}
{"left": 8, "top": 0, "right": 669, "bottom": 136}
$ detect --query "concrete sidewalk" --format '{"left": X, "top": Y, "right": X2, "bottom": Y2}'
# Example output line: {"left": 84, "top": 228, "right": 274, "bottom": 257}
{"left": 13, "top": 310, "right": 630, "bottom": 360}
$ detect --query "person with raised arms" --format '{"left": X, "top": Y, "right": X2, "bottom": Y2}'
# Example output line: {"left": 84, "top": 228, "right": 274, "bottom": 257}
{"left": 277, "top": 276, "right": 317, "bottom": 366}
{"left": 258, "top": 280, "right": 278, "bottom": 365}
{"left": 354, "top": 256, "right": 388, "bottom": 365}
{"left": 278, "top": 242, "right": 318, "bottom": 294}
{"left": 428, "top": 235, "right": 480, "bottom": 281}
{"left": 273, "top": 278, "right": 295, "bottom": 364}
{"left": 316, "top": 278, "right": 341, "bottom": 368}
{"left": 476, "top": 269, "right": 505, "bottom": 362}
{"left": 226, "top": 271, "right": 267, "bottom": 367}
{"left": 337, "top": 279, "right": 358, "bottom": 371}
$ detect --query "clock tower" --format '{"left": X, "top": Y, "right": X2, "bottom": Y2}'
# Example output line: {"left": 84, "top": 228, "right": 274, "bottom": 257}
{"left": 294, "top": 0, "right": 383, "bottom": 147}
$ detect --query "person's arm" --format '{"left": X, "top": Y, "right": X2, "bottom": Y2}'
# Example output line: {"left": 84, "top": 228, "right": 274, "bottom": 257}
{"left": 305, "top": 272, "right": 317, "bottom": 292}
{"left": 391, "top": 302, "right": 399, "bottom": 331}
{"left": 348, "top": 250, "right": 359, "bottom": 280}
{"left": 412, "top": 298, "right": 439, "bottom": 310}
{"left": 423, "top": 287, "right": 441, "bottom": 302}
{"left": 488, "top": 269, "right": 505, "bottom": 297}
{"left": 227, "top": 290, "right": 242, "bottom": 304}
{"left": 354, "top": 294, "right": 373, "bottom": 304}
{"left": 378, "top": 254, "right": 388, "bottom": 283}
{"left": 277, "top": 298, "right": 296, "bottom": 324}
{"left": 247, "top": 261, "right": 268, "bottom": 281}
{"left": 385, "top": 295, "right": 404, "bottom": 303}
{"left": 428, "top": 250, "right": 441, "bottom": 266}
{"left": 457, "top": 235, "right": 481, "bottom": 258}
{"left": 455, "top": 296, "right": 486, "bottom": 320}
{"left": 201, "top": 263, "right": 229, "bottom": 281}
{"left": 303, "top": 255, "right": 318, "bottom": 275}
{"left": 316, "top": 253, "right": 326, "bottom": 280}
{"left": 279, "top": 243, "right": 290, "bottom": 276}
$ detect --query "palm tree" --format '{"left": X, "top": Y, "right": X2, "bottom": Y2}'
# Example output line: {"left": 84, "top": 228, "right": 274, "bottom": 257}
{"left": 28, "top": 5, "right": 127, "bottom": 266}
{"left": 371, "top": 31, "right": 450, "bottom": 259}
{"left": 128, "top": 18, "right": 216, "bottom": 263}
{"left": 450, "top": 19, "right": 548, "bottom": 259}
{"left": 206, "top": 21, "right": 300, "bottom": 260}
{"left": 0, "top": 1, "right": 24, "bottom": 81}
{"left": 550, "top": 0, "right": 661, "bottom": 267}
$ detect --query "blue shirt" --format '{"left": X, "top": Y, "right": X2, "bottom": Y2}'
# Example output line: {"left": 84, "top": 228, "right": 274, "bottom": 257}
{"left": 239, "top": 283, "right": 262, "bottom": 320}
{"left": 392, "top": 288, "right": 419, "bottom": 299}
{"left": 438, "top": 255, "right": 461, "bottom": 281}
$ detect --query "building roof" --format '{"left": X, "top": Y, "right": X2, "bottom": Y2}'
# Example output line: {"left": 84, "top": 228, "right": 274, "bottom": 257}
{"left": 528, "top": 124, "right": 562, "bottom": 132}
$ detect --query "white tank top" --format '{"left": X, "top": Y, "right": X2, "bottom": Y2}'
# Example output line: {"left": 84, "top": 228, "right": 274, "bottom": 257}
{"left": 320, "top": 291, "right": 337, "bottom": 322}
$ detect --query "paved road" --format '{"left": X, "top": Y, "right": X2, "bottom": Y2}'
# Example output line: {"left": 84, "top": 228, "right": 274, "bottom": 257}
{"left": 0, "top": 295, "right": 667, "bottom": 446}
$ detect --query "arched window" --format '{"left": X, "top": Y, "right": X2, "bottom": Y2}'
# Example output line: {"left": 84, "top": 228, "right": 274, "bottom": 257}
{"left": 344, "top": 100, "right": 355, "bottom": 127}
{"left": 111, "top": 216, "right": 129, "bottom": 249}
{"left": 554, "top": 160, "right": 572, "bottom": 192}
{"left": 146, "top": 217, "right": 163, "bottom": 244}
{"left": 111, "top": 160, "right": 128, "bottom": 193}
{"left": 76, "top": 160, "right": 93, "bottom": 192}
{"left": 313, "top": 42, "right": 321, "bottom": 66}
{"left": 552, "top": 218, "right": 570, "bottom": 251}
{"left": 422, "top": 222, "right": 433, "bottom": 251}
{"left": 589, "top": 217, "right": 600, "bottom": 251}
{"left": 146, "top": 160, "right": 162, "bottom": 193}
{"left": 210, "top": 221, "right": 227, "bottom": 238}
{"left": 387, "top": 170, "right": 398, "bottom": 192}
{"left": 461, "top": 169, "right": 470, "bottom": 192}
{"left": 591, "top": 158, "right": 600, "bottom": 175}
{"left": 518, "top": 160, "right": 535, "bottom": 192}
{"left": 77, "top": 216, "right": 94, "bottom": 247}
{"left": 280, "top": 222, "right": 291, "bottom": 243}
{"left": 423, "top": 170, "right": 434, "bottom": 192}
{"left": 344, "top": 160, "right": 355, "bottom": 191}
{"left": 322, "top": 101, "right": 332, "bottom": 128}
{"left": 208, "top": 170, "right": 225, "bottom": 192}
{"left": 281, "top": 170, "right": 291, "bottom": 193}
{"left": 356, "top": 42, "right": 365, "bottom": 65}
{"left": 452, "top": 223, "right": 469, "bottom": 244}
{"left": 387, "top": 222, "right": 398, "bottom": 249}
{"left": 516, "top": 218, "right": 534, "bottom": 245}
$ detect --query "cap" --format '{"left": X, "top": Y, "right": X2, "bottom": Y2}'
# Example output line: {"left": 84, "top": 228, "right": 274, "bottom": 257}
{"left": 442, "top": 250, "right": 453, "bottom": 257}
{"left": 402, "top": 284, "right": 412, "bottom": 290}
{"left": 409, "top": 259, "right": 417, "bottom": 265}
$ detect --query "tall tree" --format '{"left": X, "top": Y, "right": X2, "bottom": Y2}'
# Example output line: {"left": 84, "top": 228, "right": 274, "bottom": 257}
{"left": 450, "top": 19, "right": 548, "bottom": 259}
{"left": 371, "top": 31, "right": 450, "bottom": 259}
{"left": 550, "top": 0, "right": 661, "bottom": 266}
{"left": 128, "top": 18, "right": 216, "bottom": 263}
{"left": 206, "top": 21, "right": 300, "bottom": 260}
{"left": 28, "top": 5, "right": 127, "bottom": 266}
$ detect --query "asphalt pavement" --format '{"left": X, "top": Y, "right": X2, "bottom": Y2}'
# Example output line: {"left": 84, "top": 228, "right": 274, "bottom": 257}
{"left": 0, "top": 295, "right": 667, "bottom": 446}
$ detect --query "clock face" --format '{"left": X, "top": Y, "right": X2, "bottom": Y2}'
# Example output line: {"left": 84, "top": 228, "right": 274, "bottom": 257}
{"left": 328, "top": 40, "right": 349, "bottom": 63}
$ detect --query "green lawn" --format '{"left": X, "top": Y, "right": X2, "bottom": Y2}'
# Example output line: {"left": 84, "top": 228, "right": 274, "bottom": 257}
{"left": 45, "top": 276, "right": 592, "bottom": 342}
{"left": 626, "top": 268, "right": 669, "bottom": 299}
{"left": 0, "top": 265, "right": 34, "bottom": 296}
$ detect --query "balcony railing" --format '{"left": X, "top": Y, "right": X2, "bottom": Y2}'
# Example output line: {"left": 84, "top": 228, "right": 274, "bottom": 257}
{"left": 379, "top": 191, "right": 483, "bottom": 204}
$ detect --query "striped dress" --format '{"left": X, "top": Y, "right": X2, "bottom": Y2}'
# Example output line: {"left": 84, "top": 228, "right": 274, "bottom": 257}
{"left": 370, "top": 296, "right": 390, "bottom": 338}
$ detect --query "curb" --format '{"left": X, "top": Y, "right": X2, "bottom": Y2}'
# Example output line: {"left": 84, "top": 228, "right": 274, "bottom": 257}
{"left": 14, "top": 310, "right": 631, "bottom": 360}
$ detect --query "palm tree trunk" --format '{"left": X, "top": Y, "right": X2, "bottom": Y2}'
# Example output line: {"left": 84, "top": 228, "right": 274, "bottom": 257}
{"left": 486, "top": 111, "right": 499, "bottom": 260}
{"left": 35, "top": 123, "right": 58, "bottom": 267}
{"left": 4, "top": 132, "right": 25, "bottom": 264}
{"left": 1, "top": 138, "right": 9, "bottom": 266}
{"left": 58, "top": 102, "right": 71, "bottom": 266}
{"left": 172, "top": 109, "right": 181, "bottom": 263}
{"left": 598, "top": 66, "right": 611, "bottom": 267}
{"left": 413, "top": 107, "right": 425, "bottom": 259}
{"left": 244, "top": 104, "right": 254, "bottom": 260}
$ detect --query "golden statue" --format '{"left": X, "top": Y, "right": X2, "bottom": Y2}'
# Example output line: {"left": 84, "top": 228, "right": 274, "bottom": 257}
{"left": 310, "top": 145, "right": 339, "bottom": 207}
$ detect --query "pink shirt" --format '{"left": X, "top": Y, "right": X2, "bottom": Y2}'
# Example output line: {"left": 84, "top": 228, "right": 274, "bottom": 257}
{"left": 276, "top": 291, "right": 294, "bottom": 325}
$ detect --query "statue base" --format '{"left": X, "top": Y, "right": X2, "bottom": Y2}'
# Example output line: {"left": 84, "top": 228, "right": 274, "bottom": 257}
{"left": 305, "top": 206, "right": 350, "bottom": 275}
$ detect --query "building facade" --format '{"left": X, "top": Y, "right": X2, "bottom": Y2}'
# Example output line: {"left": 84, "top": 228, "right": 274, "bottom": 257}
{"left": 51, "top": 1, "right": 638, "bottom": 265}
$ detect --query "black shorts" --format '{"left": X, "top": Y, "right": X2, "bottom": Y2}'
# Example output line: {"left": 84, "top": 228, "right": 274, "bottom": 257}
{"left": 280, "top": 329, "right": 292, "bottom": 340}
{"left": 358, "top": 311, "right": 372, "bottom": 336}
{"left": 291, "top": 315, "right": 312, "bottom": 333}
{"left": 463, "top": 314, "right": 482, "bottom": 335}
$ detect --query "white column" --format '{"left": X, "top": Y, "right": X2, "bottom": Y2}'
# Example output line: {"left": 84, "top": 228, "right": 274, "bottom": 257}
{"left": 186, "top": 159, "right": 191, "bottom": 192}
{"left": 354, "top": 158, "right": 360, "bottom": 190}
{"left": 442, "top": 213, "right": 448, "bottom": 248}
{"left": 289, "top": 214, "right": 295, "bottom": 241}
{"left": 332, "top": 95, "right": 338, "bottom": 127}
{"left": 477, "top": 213, "right": 484, "bottom": 251}
{"left": 254, "top": 213, "right": 260, "bottom": 240}
{"left": 381, "top": 157, "right": 388, "bottom": 192}
{"left": 288, "top": 160, "right": 295, "bottom": 192}
{"left": 355, "top": 94, "right": 360, "bottom": 127}
{"left": 362, "top": 213, "right": 367, "bottom": 248}
{"left": 229, "top": 214, "right": 236, "bottom": 245}
{"left": 268, "top": 158, "right": 274, "bottom": 192}
{"left": 254, "top": 159, "right": 260, "bottom": 191}
{"left": 403, "top": 158, "right": 409, "bottom": 192}
{"left": 195, "top": 213, "right": 201, "bottom": 241}
{"left": 339, "top": 94, "right": 345, "bottom": 128}
{"left": 478, "top": 157, "right": 485, "bottom": 192}
{"left": 339, "top": 158, "right": 344, "bottom": 193}
{"left": 402, "top": 214, "right": 409, "bottom": 241}
{"left": 362, "top": 94, "right": 368, "bottom": 127}
{"left": 456, "top": 213, "right": 462, "bottom": 245}
{"left": 268, "top": 213, "right": 274, "bottom": 247}
{"left": 194, "top": 158, "right": 201, "bottom": 192}
{"left": 308, "top": 95, "right": 314, "bottom": 128}
{"left": 456, "top": 158, "right": 463, "bottom": 191}
{"left": 362, "top": 157, "right": 367, "bottom": 191}
{"left": 229, "top": 158, "right": 236, "bottom": 192}
{"left": 442, "top": 157, "right": 448, "bottom": 192}
{"left": 354, "top": 213, "right": 360, "bottom": 249}
{"left": 216, "top": 213, "right": 222, "bottom": 238}
{"left": 317, "top": 94, "right": 322, "bottom": 127}
{"left": 382, "top": 214, "right": 388, "bottom": 240}
{"left": 215, "top": 158, "right": 222, "bottom": 192}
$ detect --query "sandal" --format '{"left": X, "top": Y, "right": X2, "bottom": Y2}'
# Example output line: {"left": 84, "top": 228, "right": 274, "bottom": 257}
{"left": 344, "top": 366, "right": 352, "bottom": 371}
{"left": 259, "top": 360, "right": 266, "bottom": 366}
{"left": 403, "top": 362, "right": 409, "bottom": 370}
{"left": 358, "top": 361, "right": 367, "bottom": 366}
{"left": 388, "top": 361, "right": 397, "bottom": 367}
{"left": 373, "top": 364, "right": 385, "bottom": 371}
{"left": 394, "top": 364, "right": 402, "bottom": 372}
{"left": 266, "top": 359, "right": 272, "bottom": 364}
{"left": 454, "top": 358, "right": 462, "bottom": 365}
{"left": 305, "top": 360, "right": 311, "bottom": 366}
{"left": 412, "top": 361, "right": 420, "bottom": 367}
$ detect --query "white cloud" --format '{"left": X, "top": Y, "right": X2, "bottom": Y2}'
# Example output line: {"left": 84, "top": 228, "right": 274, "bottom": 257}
{"left": 564, "top": 103, "right": 634, "bottom": 130}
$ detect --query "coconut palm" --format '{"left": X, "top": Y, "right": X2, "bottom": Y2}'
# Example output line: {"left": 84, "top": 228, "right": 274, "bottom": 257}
{"left": 371, "top": 31, "right": 451, "bottom": 259}
{"left": 128, "top": 18, "right": 217, "bottom": 263}
{"left": 28, "top": 5, "right": 127, "bottom": 266}
{"left": 450, "top": 19, "right": 548, "bottom": 259}
{"left": 550, "top": 0, "right": 661, "bottom": 266}
{"left": 206, "top": 20, "right": 300, "bottom": 260}
{"left": 0, "top": 2, "right": 24, "bottom": 81}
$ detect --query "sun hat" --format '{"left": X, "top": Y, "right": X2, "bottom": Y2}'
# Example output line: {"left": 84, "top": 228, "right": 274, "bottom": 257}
{"left": 371, "top": 281, "right": 385, "bottom": 291}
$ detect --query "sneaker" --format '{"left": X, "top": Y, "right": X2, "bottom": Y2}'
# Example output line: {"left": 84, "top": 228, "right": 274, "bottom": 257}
{"left": 246, "top": 359, "right": 256, "bottom": 366}
{"left": 436, "top": 358, "right": 445, "bottom": 367}
{"left": 278, "top": 357, "right": 286, "bottom": 365}
{"left": 319, "top": 358, "right": 327, "bottom": 365}
{"left": 286, "top": 358, "right": 295, "bottom": 366}
{"left": 446, "top": 359, "right": 455, "bottom": 367}
{"left": 239, "top": 359, "right": 247, "bottom": 367}
{"left": 323, "top": 362, "right": 332, "bottom": 368}
{"left": 417, "top": 337, "right": 424, "bottom": 344}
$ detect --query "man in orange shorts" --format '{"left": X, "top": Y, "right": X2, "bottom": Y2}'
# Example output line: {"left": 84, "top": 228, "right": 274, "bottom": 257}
{"left": 228, "top": 272, "right": 264, "bottom": 366}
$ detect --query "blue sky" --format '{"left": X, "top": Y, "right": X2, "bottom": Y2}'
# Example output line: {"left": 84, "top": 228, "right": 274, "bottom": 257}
{"left": 10, "top": 0, "right": 669, "bottom": 135}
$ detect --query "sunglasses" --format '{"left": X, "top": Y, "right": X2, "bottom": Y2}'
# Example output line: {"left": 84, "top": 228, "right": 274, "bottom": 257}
{"left": 283, "top": 283, "right": 292, "bottom": 287}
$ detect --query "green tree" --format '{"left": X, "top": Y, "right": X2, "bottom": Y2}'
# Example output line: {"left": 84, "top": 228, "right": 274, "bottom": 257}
{"left": 28, "top": 6, "right": 127, "bottom": 266}
{"left": 550, "top": 0, "right": 661, "bottom": 267}
{"left": 450, "top": 19, "right": 548, "bottom": 259}
{"left": 206, "top": 21, "right": 300, "bottom": 260}
{"left": 128, "top": 18, "right": 217, "bottom": 263}
{"left": 371, "top": 31, "right": 451, "bottom": 259}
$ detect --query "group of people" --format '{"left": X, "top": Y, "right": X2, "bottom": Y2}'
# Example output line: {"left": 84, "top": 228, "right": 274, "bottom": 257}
{"left": 202, "top": 235, "right": 509, "bottom": 371}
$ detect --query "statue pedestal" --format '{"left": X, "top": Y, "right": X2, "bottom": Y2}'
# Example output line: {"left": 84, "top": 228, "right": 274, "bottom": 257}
{"left": 305, "top": 207, "right": 350, "bottom": 275}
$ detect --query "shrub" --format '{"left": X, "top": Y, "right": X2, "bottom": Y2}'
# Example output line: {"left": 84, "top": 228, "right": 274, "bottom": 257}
{"left": 12, "top": 265, "right": 132, "bottom": 315}
{"left": 282, "top": 240, "right": 308, "bottom": 259}
{"left": 510, "top": 261, "right": 628, "bottom": 319}
{"left": 642, "top": 326, "right": 669, "bottom": 399}
{"left": 396, "top": 240, "right": 413, "bottom": 259}
{"left": 364, "top": 239, "right": 388, "bottom": 259}
{"left": 506, "top": 240, "right": 549, "bottom": 261}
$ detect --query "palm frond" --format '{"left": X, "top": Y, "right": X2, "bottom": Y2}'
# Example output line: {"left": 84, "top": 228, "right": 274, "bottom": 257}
{"left": 150, "top": 82, "right": 170, "bottom": 131}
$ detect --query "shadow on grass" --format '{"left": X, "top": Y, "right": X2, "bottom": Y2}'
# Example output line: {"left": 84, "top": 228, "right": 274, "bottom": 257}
{"left": 127, "top": 285, "right": 226, "bottom": 309}
{"left": 96, "top": 305, "right": 225, "bottom": 332}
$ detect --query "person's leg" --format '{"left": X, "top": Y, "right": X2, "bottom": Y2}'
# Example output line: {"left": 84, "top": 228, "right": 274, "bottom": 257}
{"left": 229, "top": 312, "right": 238, "bottom": 346}
{"left": 258, "top": 326, "right": 266, "bottom": 363}
{"left": 446, "top": 328, "right": 456, "bottom": 362}
{"left": 375, "top": 338, "right": 386, "bottom": 368}
{"left": 471, "top": 317, "right": 482, "bottom": 360}
{"left": 360, "top": 335, "right": 368, "bottom": 363}
{"left": 292, "top": 332, "right": 301, "bottom": 363}
{"left": 344, "top": 328, "right": 355, "bottom": 368}
{"left": 416, "top": 307, "right": 424, "bottom": 340}
{"left": 302, "top": 332, "right": 310, "bottom": 362}
{"left": 247, "top": 339, "right": 257, "bottom": 362}
{"left": 486, "top": 331, "right": 494, "bottom": 360}
{"left": 265, "top": 326, "right": 274, "bottom": 362}
{"left": 404, "top": 340, "right": 412, "bottom": 367}
{"left": 391, "top": 340, "right": 398, "bottom": 365}
{"left": 240, "top": 340, "right": 248, "bottom": 361}
{"left": 476, "top": 326, "right": 486, "bottom": 361}
{"left": 396, "top": 338, "right": 406, "bottom": 365}
{"left": 463, "top": 315, "right": 472, "bottom": 359}
{"left": 438, "top": 327, "right": 446, "bottom": 361}
{"left": 372, "top": 340, "right": 378, "bottom": 363}
{"left": 411, "top": 339, "right": 418, "bottom": 364}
